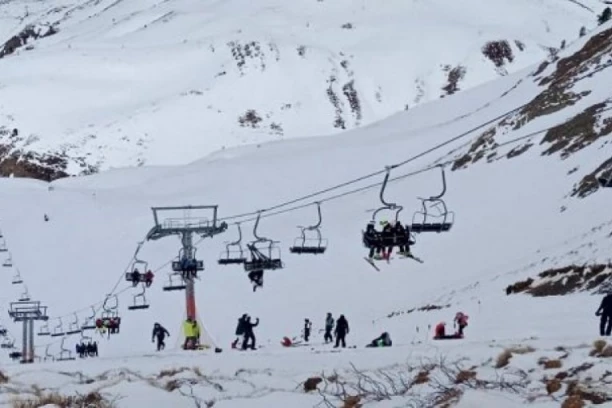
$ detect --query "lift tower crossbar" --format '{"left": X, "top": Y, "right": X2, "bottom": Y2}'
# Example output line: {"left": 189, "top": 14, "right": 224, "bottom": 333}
{"left": 146, "top": 206, "right": 227, "bottom": 321}
{"left": 8, "top": 300, "right": 49, "bottom": 364}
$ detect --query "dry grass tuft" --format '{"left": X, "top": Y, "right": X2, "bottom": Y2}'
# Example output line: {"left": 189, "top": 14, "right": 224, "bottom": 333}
{"left": 562, "top": 395, "right": 585, "bottom": 408}
{"left": 495, "top": 349, "right": 513, "bottom": 368}
{"left": 11, "top": 391, "right": 109, "bottom": 408}
{"left": 546, "top": 378, "right": 562, "bottom": 394}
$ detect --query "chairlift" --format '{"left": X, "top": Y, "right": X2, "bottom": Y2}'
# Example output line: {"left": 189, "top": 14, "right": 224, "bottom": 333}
{"left": 362, "top": 167, "right": 411, "bottom": 250}
{"left": 51, "top": 317, "right": 65, "bottom": 337}
{"left": 66, "top": 313, "right": 81, "bottom": 335}
{"left": 0, "top": 325, "right": 7, "bottom": 336}
{"left": 101, "top": 294, "right": 119, "bottom": 319}
{"left": 3, "top": 253, "right": 12, "bottom": 267}
{"left": 38, "top": 321, "right": 51, "bottom": 336}
{"left": 243, "top": 211, "right": 283, "bottom": 272}
{"left": 411, "top": 165, "right": 455, "bottom": 233}
{"left": 44, "top": 344, "right": 55, "bottom": 361}
{"left": 0, "top": 240, "right": 7, "bottom": 252}
{"left": 80, "top": 328, "right": 92, "bottom": 343}
{"left": 218, "top": 223, "right": 247, "bottom": 265}
{"left": 171, "top": 248, "right": 204, "bottom": 273}
{"left": 162, "top": 272, "right": 186, "bottom": 291}
{"left": 128, "top": 283, "right": 150, "bottom": 310}
{"left": 1, "top": 336, "right": 15, "bottom": 349}
{"left": 18, "top": 285, "right": 30, "bottom": 302}
{"left": 11, "top": 269, "right": 22, "bottom": 285}
{"left": 81, "top": 306, "right": 97, "bottom": 330}
{"left": 125, "top": 258, "right": 149, "bottom": 284}
{"left": 289, "top": 202, "right": 328, "bottom": 254}
{"left": 56, "top": 336, "right": 76, "bottom": 361}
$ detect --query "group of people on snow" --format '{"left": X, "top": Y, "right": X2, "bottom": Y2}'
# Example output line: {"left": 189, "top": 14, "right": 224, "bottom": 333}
{"left": 364, "top": 220, "right": 414, "bottom": 260}
{"left": 76, "top": 341, "right": 98, "bottom": 358}
{"left": 434, "top": 312, "right": 469, "bottom": 340}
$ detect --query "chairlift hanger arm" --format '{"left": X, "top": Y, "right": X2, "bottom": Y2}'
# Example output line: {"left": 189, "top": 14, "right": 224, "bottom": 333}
{"left": 430, "top": 164, "right": 447, "bottom": 200}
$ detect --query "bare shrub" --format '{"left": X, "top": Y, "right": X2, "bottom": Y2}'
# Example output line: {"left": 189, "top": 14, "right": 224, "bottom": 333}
{"left": 482, "top": 40, "right": 514, "bottom": 68}
{"left": 496, "top": 349, "right": 513, "bottom": 368}
{"left": 546, "top": 378, "right": 562, "bottom": 394}
{"left": 304, "top": 376, "right": 322, "bottom": 392}
{"left": 11, "top": 391, "right": 113, "bottom": 408}
{"left": 600, "top": 345, "right": 612, "bottom": 357}
{"left": 562, "top": 395, "right": 585, "bottom": 408}
{"left": 507, "top": 345, "right": 536, "bottom": 355}
{"left": 0, "top": 370, "right": 8, "bottom": 383}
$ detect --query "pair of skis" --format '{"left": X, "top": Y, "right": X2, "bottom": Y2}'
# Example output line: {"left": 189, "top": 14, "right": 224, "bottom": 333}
{"left": 364, "top": 253, "right": 423, "bottom": 271}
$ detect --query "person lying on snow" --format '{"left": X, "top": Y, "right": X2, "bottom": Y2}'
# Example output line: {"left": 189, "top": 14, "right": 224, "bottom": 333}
{"left": 366, "top": 332, "right": 392, "bottom": 347}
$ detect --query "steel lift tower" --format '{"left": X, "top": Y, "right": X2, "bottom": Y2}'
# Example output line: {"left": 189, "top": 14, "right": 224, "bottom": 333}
{"left": 8, "top": 300, "right": 49, "bottom": 363}
{"left": 146, "top": 206, "right": 227, "bottom": 322}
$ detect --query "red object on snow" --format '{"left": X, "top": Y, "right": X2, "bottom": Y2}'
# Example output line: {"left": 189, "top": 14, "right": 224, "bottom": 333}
{"left": 281, "top": 336, "right": 293, "bottom": 347}
{"left": 434, "top": 322, "right": 446, "bottom": 338}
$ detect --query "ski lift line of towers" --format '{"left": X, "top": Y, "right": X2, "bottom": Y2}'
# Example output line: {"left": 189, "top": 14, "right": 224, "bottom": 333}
{"left": 2, "top": 165, "right": 455, "bottom": 363}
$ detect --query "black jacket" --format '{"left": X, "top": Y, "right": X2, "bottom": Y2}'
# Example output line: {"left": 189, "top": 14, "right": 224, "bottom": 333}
{"left": 335, "top": 316, "right": 349, "bottom": 335}
{"left": 597, "top": 294, "right": 612, "bottom": 315}
{"left": 152, "top": 325, "right": 170, "bottom": 340}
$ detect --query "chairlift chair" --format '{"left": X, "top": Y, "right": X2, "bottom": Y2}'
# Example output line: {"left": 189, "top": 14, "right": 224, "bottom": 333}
{"left": 38, "top": 322, "right": 51, "bottom": 336}
{"left": 125, "top": 258, "right": 149, "bottom": 283}
{"left": 56, "top": 336, "right": 76, "bottom": 361}
{"left": 171, "top": 248, "right": 204, "bottom": 272}
{"left": 50, "top": 318, "right": 65, "bottom": 337}
{"left": 362, "top": 167, "right": 408, "bottom": 250}
{"left": 0, "top": 240, "right": 7, "bottom": 252}
{"left": 81, "top": 306, "right": 97, "bottom": 331}
{"left": 218, "top": 223, "right": 247, "bottom": 265}
{"left": 411, "top": 165, "right": 455, "bottom": 233}
{"left": 11, "top": 269, "right": 22, "bottom": 285}
{"left": 243, "top": 212, "right": 283, "bottom": 272}
{"left": 128, "top": 283, "right": 150, "bottom": 310}
{"left": 18, "top": 285, "right": 30, "bottom": 302}
{"left": 162, "top": 272, "right": 187, "bottom": 291}
{"left": 44, "top": 344, "right": 55, "bottom": 361}
{"left": 3, "top": 253, "right": 12, "bottom": 267}
{"left": 1, "top": 336, "right": 15, "bottom": 349}
{"left": 66, "top": 313, "right": 81, "bottom": 335}
{"left": 289, "top": 203, "right": 328, "bottom": 255}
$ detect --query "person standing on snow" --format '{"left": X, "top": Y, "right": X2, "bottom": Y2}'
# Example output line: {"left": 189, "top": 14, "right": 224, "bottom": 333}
{"left": 596, "top": 292, "right": 612, "bottom": 336}
{"left": 454, "top": 312, "right": 469, "bottom": 337}
{"left": 303, "top": 318, "right": 312, "bottom": 342}
{"left": 232, "top": 314, "right": 248, "bottom": 348}
{"left": 324, "top": 313, "right": 334, "bottom": 344}
{"left": 152, "top": 322, "right": 170, "bottom": 351}
{"left": 334, "top": 315, "right": 349, "bottom": 348}
{"left": 242, "top": 316, "right": 259, "bottom": 350}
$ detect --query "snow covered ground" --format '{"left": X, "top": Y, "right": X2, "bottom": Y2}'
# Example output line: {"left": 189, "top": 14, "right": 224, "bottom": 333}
{"left": 0, "top": 0, "right": 607, "bottom": 172}
{"left": 0, "top": 10, "right": 611, "bottom": 408}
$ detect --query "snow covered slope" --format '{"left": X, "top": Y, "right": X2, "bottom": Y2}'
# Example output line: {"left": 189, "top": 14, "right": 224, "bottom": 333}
{"left": 0, "top": 0, "right": 607, "bottom": 177}
{"left": 0, "top": 17, "right": 611, "bottom": 408}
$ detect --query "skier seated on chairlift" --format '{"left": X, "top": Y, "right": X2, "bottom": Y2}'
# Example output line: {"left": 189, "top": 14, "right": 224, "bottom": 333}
{"left": 364, "top": 222, "right": 383, "bottom": 259}
{"left": 87, "top": 341, "right": 98, "bottom": 357}
{"left": 248, "top": 270, "right": 264, "bottom": 292}
{"left": 366, "top": 332, "right": 392, "bottom": 348}
{"left": 181, "top": 258, "right": 198, "bottom": 279}
{"left": 131, "top": 268, "right": 141, "bottom": 286}
{"left": 144, "top": 270, "right": 154, "bottom": 287}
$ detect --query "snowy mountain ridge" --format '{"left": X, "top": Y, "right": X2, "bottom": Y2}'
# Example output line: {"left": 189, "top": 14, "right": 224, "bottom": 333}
{"left": 0, "top": 0, "right": 608, "bottom": 178}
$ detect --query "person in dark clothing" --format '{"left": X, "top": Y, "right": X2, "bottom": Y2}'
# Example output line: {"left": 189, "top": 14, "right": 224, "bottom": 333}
{"left": 380, "top": 222, "right": 393, "bottom": 259}
{"left": 233, "top": 314, "right": 248, "bottom": 348}
{"left": 87, "top": 341, "right": 98, "bottom": 357}
{"left": 152, "top": 322, "right": 170, "bottom": 351}
{"left": 324, "top": 313, "right": 334, "bottom": 344}
{"left": 131, "top": 269, "right": 141, "bottom": 286}
{"left": 596, "top": 293, "right": 612, "bottom": 336}
{"left": 364, "top": 223, "right": 382, "bottom": 259}
{"left": 242, "top": 316, "right": 259, "bottom": 350}
{"left": 366, "top": 332, "right": 392, "bottom": 348}
{"left": 248, "top": 270, "right": 264, "bottom": 291}
{"left": 303, "top": 318, "right": 312, "bottom": 342}
{"left": 334, "top": 315, "right": 349, "bottom": 348}
{"left": 76, "top": 343, "right": 86, "bottom": 358}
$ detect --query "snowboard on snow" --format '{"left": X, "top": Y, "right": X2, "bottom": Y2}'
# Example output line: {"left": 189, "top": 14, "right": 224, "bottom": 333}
{"left": 433, "top": 335, "right": 463, "bottom": 340}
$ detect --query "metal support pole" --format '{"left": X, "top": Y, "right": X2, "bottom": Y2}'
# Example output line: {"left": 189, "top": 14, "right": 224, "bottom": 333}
{"left": 21, "top": 320, "right": 27, "bottom": 362}
{"left": 28, "top": 319, "right": 34, "bottom": 362}
{"left": 181, "top": 232, "right": 196, "bottom": 321}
